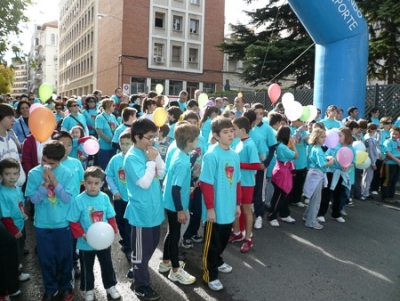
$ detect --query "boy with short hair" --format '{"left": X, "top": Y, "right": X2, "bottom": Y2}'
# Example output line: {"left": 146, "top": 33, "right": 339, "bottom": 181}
{"left": 112, "top": 107, "right": 137, "bottom": 150}
{"left": 154, "top": 124, "right": 170, "bottom": 162}
{"left": 161, "top": 123, "right": 199, "bottom": 285}
{"left": 230, "top": 117, "right": 260, "bottom": 253}
{"left": 25, "top": 141, "right": 76, "bottom": 301}
{"left": 105, "top": 130, "right": 133, "bottom": 261}
{"left": 67, "top": 166, "right": 120, "bottom": 301}
{"left": 186, "top": 100, "right": 200, "bottom": 114}
{"left": 167, "top": 106, "right": 183, "bottom": 143}
{"left": 200, "top": 117, "right": 241, "bottom": 291}
{"left": 0, "top": 158, "right": 31, "bottom": 284}
{"left": 123, "top": 118, "right": 166, "bottom": 300}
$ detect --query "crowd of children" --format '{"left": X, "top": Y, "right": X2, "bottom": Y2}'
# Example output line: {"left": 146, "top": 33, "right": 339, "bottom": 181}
{"left": 0, "top": 92, "right": 399, "bottom": 301}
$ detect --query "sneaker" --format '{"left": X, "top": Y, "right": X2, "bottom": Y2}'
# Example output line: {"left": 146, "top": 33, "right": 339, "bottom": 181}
{"left": 347, "top": 199, "right": 355, "bottom": 207}
{"left": 340, "top": 210, "right": 347, "bottom": 216}
{"left": 218, "top": 263, "right": 232, "bottom": 273}
{"left": 158, "top": 260, "right": 184, "bottom": 273}
{"left": 317, "top": 216, "right": 325, "bottom": 223}
{"left": 371, "top": 191, "right": 378, "bottom": 195}
{"left": 302, "top": 216, "right": 307, "bottom": 222}
{"left": 240, "top": 238, "right": 253, "bottom": 253}
{"left": 60, "top": 289, "right": 74, "bottom": 301}
{"left": 126, "top": 268, "right": 134, "bottom": 281}
{"left": 41, "top": 291, "right": 58, "bottom": 301}
{"left": 181, "top": 239, "right": 193, "bottom": 249}
{"left": 0, "top": 295, "right": 10, "bottom": 301}
{"left": 269, "top": 219, "right": 280, "bottom": 227}
{"left": 359, "top": 196, "right": 366, "bottom": 201}
{"left": 18, "top": 263, "right": 23, "bottom": 270}
{"left": 304, "top": 198, "right": 310, "bottom": 205}
{"left": 168, "top": 267, "right": 196, "bottom": 285}
{"left": 85, "top": 290, "right": 94, "bottom": 301}
{"left": 228, "top": 231, "right": 244, "bottom": 243}
{"left": 254, "top": 216, "right": 263, "bottom": 229}
{"left": 18, "top": 272, "right": 30, "bottom": 281}
{"left": 293, "top": 202, "right": 305, "bottom": 208}
{"left": 306, "top": 223, "right": 323, "bottom": 230}
{"left": 208, "top": 279, "right": 223, "bottom": 291}
{"left": 106, "top": 286, "right": 121, "bottom": 299}
{"left": 9, "top": 290, "right": 21, "bottom": 297}
{"left": 335, "top": 217, "right": 346, "bottom": 223}
{"left": 280, "top": 216, "right": 296, "bottom": 224}
{"left": 191, "top": 234, "right": 203, "bottom": 243}
{"left": 134, "top": 285, "right": 160, "bottom": 300}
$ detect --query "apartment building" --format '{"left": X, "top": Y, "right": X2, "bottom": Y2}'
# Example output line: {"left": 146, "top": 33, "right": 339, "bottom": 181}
{"left": 58, "top": 0, "right": 225, "bottom": 98}
{"left": 11, "top": 59, "right": 28, "bottom": 97}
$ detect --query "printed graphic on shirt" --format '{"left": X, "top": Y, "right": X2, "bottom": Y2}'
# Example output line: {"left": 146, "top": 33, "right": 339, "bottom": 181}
{"left": 18, "top": 201, "right": 28, "bottom": 220}
{"left": 118, "top": 167, "right": 126, "bottom": 184}
{"left": 48, "top": 185, "right": 57, "bottom": 207}
{"left": 88, "top": 206, "right": 104, "bottom": 223}
{"left": 225, "top": 163, "right": 234, "bottom": 186}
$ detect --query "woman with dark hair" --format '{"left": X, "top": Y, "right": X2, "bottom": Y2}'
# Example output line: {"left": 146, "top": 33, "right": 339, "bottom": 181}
{"left": 367, "top": 107, "right": 380, "bottom": 126}
{"left": 82, "top": 95, "right": 98, "bottom": 136}
{"left": 141, "top": 97, "right": 157, "bottom": 121}
{"left": 54, "top": 100, "right": 65, "bottom": 122}
{"left": 13, "top": 100, "right": 31, "bottom": 144}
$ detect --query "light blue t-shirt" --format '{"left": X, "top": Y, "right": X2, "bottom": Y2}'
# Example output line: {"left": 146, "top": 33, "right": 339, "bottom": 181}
{"left": 178, "top": 101, "right": 186, "bottom": 112}
{"left": 371, "top": 117, "right": 380, "bottom": 126}
{"left": 168, "top": 122, "right": 177, "bottom": 143}
{"left": 13, "top": 117, "right": 30, "bottom": 143}
{"left": 163, "top": 150, "right": 191, "bottom": 212}
{"left": 321, "top": 118, "right": 340, "bottom": 130}
{"left": 290, "top": 126, "right": 309, "bottom": 170}
{"left": 0, "top": 185, "right": 26, "bottom": 231}
{"left": 67, "top": 191, "right": 116, "bottom": 251}
{"left": 82, "top": 108, "right": 98, "bottom": 135}
{"left": 326, "top": 144, "right": 356, "bottom": 183}
{"left": 123, "top": 146, "right": 164, "bottom": 227}
{"left": 234, "top": 138, "right": 260, "bottom": 187}
{"left": 193, "top": 135, "right": 207, "bottom": 166}
{"left": 95, "top": 113, "right": 119, "bottom": 150}
{"left": 165, "top": 141, "right": 178, "bottom": 175}
{"left": 380, "top": 130, "right": 391, "bottom": 159}
{"left": 112, "top": 123, "right": 130, "bottom": 144}
{"left": 25, "top": 164, "right": 75, "bottom": 229}
{"left": 383, "top": 139, "right": 400, "bottom": 165}
{"left": 105, "top": 153, "right": 128, "bottom": 201}
{"left": 199, "top": 145, "right": 241, "bottom": 224}
{"left": 201, "top": 118, "right": 212, "bottom": 143}
{"left": 308, "top": 145, "right": 328, "bottom": 173}
{"left": 276, "top": 143, "right": 295, "bottom": 163}
{"left": 249, "top": 129, "right": 267, "bottom": 158}
{"left": 55, "top": 113, "right": 64, "bottom": 122}
{"left": 62, "top": 113, "right": 88, "bottom": 132}
{"left": 60, "top": 156, "right": 84, "bottom": 198}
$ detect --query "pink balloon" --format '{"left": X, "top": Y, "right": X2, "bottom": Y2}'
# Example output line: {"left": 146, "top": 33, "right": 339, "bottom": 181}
{"left": 29, "top": 103, "right": 43, "bottom": 114}
{"left": 336, "top": 147, "right": 354, "bottom": 168}
{"left": 325, "top": 129, "right": 340, "bottom": 149}
{"left": 268, "top": 83, "right": 281, "bottom": 104}
{"left": 64, "top": 110, "right": 69, "bottom": 116}
{"left": 83, "top": 139, "right": 100, "bottom": 155}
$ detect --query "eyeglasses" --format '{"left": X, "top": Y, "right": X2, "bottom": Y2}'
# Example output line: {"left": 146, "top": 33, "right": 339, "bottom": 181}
{"left": 143, "top": 135, "right": 155, "bottom": 142}
{"left": 70, "top": 104, "right": 79, "bottom": 107}
{"left": 384, "top": 122, "right": 392, "bottom": 125}
{"left": 56, "top": 107, "right": 63, "bottom": 110}
{"left": 87, "top": 100, "right": 95, "bottom": 103}
{"left": 29, "top": 98, "right": 34, "bottom": 101}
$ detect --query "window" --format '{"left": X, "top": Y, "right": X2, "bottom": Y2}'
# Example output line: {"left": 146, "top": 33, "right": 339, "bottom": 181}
{"left": 173, "top": 16, "right": 182, "bottom": 31}
{"left": 172, "top": 46, "right": 181, "bottom": 61}
{"left": 188, "top": 48, "right": 198, "bottom": 63}
{"left": 150, "top": 79, "right": 165, "bottom": 91}
{"left": 169, "top": 81, "right": 183, "bottom": 96}
{"left": 131, "top": 77, "right": 146, "bottom": 94}
{"left": 203, "top": 83, "right": 216, "bottom": 94}
{"left": 154, "top": 43, "right": 163, "bottom": 57}
{"left": 155, "top": 12, "right": 164, "bottom": 28}
{"left": 189, "top": 19, "right": 199, "bottom": 34}
{"left": 190, "top": 0, "right": 200, "bottom": 4}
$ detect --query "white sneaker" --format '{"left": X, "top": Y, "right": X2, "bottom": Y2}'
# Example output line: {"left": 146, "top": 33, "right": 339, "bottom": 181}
{"left": 340, "top": 210, "right": 347, "bottom": 216}
{"left": 218, "top": 263, "right": 232, "bottom": 273}
{"left": 317, "top": 216, "right": 325, "bottom": 223}
{"left": 85, "top": 290, "right": 94, "bottom": 301}
{"left": 335, "top": 217, "right": 345, "bottom": 223}
{"left": 208, "top": 279, "right": 223, "bottom": 291}
{"left": 18, "top": 272, "right": 30, "bottom": 282}
{"left": 158, "top": 260, "right": 184, "bottom": 273}
{"left": 269, "top": 219, "right": 280, "bottom": 227}
{"left": 304, "top": 198, "right": 310, "bottom": 205}
{"left": 254, "top": 216, "right": 263, "bottom": 229}
{"left": 294, "top": 202, "right": 305, "bottom": 208}
{"left": 106, "top": 286, "right": 121, "bottom": 300}
{"left": 281, "top": 216, "right": 296, "bottom": 223}
{"left": 168, "top": 267, "right": 196, "bottom": 285}
{"left": 371, "top": 191, "right": 378, "bottom": 195}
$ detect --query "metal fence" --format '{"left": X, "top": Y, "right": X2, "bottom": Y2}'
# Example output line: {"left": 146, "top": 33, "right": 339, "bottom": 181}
{"left": 211, "top": 84, "right": 400, "bottom": 119}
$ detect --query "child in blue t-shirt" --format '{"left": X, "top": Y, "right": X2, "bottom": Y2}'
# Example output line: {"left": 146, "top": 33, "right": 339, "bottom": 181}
{"left": 0, "top": 158, "right": 31, "bottom": 284}
{"left": 153, "top": 124, "right": 170, "bottom": 162}
{"left": 67, "top": 166, "right": 120, "bottom": 301}
{"left": 381, "top": 126, "right": 400, "bottom": 203}
{"left": 25, "top": 141, "right": 76, "bottom": 301}
{"left": 105, "top": 130, "right": 133, "bottom": 261}
{"left": 111, "top": 107, "right": 137, "bottom": 151}
{"left": 70, "top": 125, "right": 88, "bottom": 168}
{"left": 166, "top": 106, "right": 182, "bottom": 143}
{"left": 160, "top": 123, "right": 199, "bottom": 285}
{"left": 199, "top": 117, "right": 242, "bottom": 292}
{"left": 230, "top": 117, "right": 261, "bottom": 253}
{"left": 123, "top": 118, "right": 166, "bottom": 300}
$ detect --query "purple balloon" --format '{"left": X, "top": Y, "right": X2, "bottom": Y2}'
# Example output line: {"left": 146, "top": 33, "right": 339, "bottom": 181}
{"left": 325, "top": 129, "right": 339, "bottom": 148}
{"left": 205, "top": 100, "right": 215, "bottom": 107}
{"left": 336, "top": 147, "right": 354, "bottom": 168}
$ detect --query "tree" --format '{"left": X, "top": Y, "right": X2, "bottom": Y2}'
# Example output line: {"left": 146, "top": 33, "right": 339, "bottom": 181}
{"left": 0, "top": 65, "right": 15, "bottom": 94}
{"left": 218, "top": 0, "right": 314, "bottom": 88}
{"left": 0, "top": 0, "right": 32, "bottom": 65}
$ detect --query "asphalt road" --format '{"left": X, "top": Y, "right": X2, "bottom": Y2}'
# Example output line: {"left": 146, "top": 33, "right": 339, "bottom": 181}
{"left": 13, "top": 197, "right": 400, "bottom": 301}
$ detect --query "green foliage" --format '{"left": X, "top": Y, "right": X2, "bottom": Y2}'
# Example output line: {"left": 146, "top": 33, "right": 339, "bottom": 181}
{"left": 0, "top": 65, "right": 15, "bottom": 94}
{"left": 0, "top": 0, "right": 32, "bottom": 65}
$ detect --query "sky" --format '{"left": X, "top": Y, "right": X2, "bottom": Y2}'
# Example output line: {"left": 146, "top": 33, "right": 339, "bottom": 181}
{"left": 8, "top": 0, "right": 264, "bottom": 60}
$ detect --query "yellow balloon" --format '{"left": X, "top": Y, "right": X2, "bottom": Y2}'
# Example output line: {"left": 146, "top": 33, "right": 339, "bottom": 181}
{"left": 155, "top": 84, "right": 164, "bottom": 95}
{"left": 153, "top": 108, "right": 167, "bottom": 127}
{"left": 238, "top": 92, "right": 243, "bottom": 98}
{"left": 355, "top": 150, "right": 368, "bottom": 165}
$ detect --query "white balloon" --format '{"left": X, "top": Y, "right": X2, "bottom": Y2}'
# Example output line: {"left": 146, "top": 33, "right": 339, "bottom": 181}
{"left": 285, "top": 101, "right": 303, "bottom": 121}
{"left": 356, "top": 156, "right": 371, "bottom": 169}
{"left": 353, "top": 141, "right": 366, "bottom": 152}
{"left": 307, "top": 105, "right": 318, "bottom": 122}
{"left": 282, "top": 93, "right": 294, "bottom": 108}
{"left": 86, "top": 221, "right": 115, "bottom": 250}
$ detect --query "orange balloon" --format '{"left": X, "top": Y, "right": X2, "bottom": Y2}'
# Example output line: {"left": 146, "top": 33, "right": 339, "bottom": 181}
{"left": 153, "top": 108, "right": 167, "bottom": 127}
{"left": 29, "top": 107, "right": 56, "bottom": 142}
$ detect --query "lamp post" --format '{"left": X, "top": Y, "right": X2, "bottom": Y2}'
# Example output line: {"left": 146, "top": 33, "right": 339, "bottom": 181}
{"left": 97, "top": 13, "right": 123, "bottom": 22}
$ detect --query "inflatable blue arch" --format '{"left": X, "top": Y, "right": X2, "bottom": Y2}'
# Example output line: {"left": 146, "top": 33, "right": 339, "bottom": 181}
{"left": 288, "top": 0, "right": 369, "bottom": 117}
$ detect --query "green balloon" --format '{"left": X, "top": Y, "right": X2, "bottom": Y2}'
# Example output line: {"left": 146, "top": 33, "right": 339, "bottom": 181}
{"left": 198, "top": 93, "right": 209, "bottom": 108}
{"left": 39, "top": 83, "right": 53, "bottom": 103}
{"left": 300, "top": 106, "right": 311, "bottom": 121}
